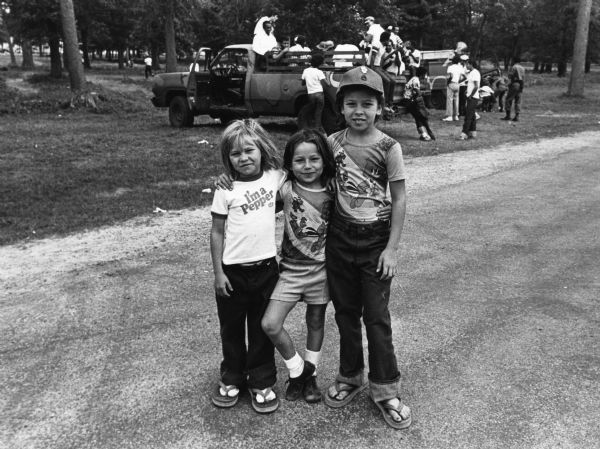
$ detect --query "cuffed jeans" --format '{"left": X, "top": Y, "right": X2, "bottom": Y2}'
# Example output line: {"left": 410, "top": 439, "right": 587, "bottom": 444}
{"left": 446, "top": 81, "right": 460, "bottom": 117}
{"left": 216, "top": 258, "right": 278, "bottom": 389}
{"left": 325, "top": 214, "right": 401, "bottom": 401}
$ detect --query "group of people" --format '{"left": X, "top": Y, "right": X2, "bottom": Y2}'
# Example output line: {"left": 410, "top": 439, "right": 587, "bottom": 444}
{"left": 209, "top": 65, "right": 412, "bottom": 430}
{"left": 442, "top": 43, "right": 525, "bottom": 140}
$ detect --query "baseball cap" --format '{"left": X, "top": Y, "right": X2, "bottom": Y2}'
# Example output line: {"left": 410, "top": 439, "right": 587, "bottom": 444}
{"left": 364, "top": 16, "right": 374, "bottom": 23}
{"left": 337, "top": 66, "right": 384, "bottom": 98}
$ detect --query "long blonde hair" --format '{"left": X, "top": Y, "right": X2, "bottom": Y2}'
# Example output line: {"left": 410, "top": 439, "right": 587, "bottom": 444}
{"left": 218, "top": 119, "right": 282, "bottom": 179}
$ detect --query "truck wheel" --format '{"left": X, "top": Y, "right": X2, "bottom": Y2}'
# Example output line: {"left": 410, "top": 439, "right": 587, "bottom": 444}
{"left": 169, "top": 96, "right": 194, "bottom": 128}
{"left": 430, "top": 91, "right": 447, "bottom": 110}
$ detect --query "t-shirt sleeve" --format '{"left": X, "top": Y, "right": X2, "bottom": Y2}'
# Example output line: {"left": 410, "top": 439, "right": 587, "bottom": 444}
{"left": 385, "top": 141, "right": 406, "bottom": 182}
{"left": 211, "top": 188, "right": 229, "bottom": 216}
{"left": 318, "top": 70, "right": 325, "bottom": 81}
{"left": 302, "top": 69, "right": 307, "bottom": 80}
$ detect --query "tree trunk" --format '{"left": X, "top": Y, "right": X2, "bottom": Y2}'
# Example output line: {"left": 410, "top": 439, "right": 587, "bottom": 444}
{"left": 165, "top": 0, "right": 178, "bottom": 73}
{"left": 49, "top": 37, "right": 63, "bottom": 78}
{"left": 8, "top": 41, "right": 17, "bottom": 66}
{"left": 117, "top": 47, "right": 125, "bottom": 69}
{"left": 567, "top": 0, "right": 593, "bottom": 96}
{"left": 21, "top": 40, "right": 35, "bottom": 69}
{"left": 60, "top": 0, "right": 86, "bottom": 91}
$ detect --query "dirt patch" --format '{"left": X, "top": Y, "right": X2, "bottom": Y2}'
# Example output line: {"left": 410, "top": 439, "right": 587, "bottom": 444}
{"left": 2, "top": 130, "right": 599, "bottom": 294}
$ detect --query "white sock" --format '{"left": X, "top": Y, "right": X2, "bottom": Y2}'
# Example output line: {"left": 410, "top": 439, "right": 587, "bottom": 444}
{"left": 304, "top": 349, "right": 321, "bottom": 376}
{"left": 284, "top": 352, "right": 304, "bottom": 378}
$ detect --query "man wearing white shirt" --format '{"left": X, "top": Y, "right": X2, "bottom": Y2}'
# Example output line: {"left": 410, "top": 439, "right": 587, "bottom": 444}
{"left": 460, "top": 60, "right": 481, "bottom": 140}
{"left": 364, "top": 16, "right": 385, "bottom": 46}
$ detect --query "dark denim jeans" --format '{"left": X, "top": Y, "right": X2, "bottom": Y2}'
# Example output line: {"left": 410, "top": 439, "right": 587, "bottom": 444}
{"left": 325, "top": 214, "right": 401, "bottom": 399}
{"left": 216, "top": 258, "right": 278, "bottom": 389}
{"left": 462, "top": 97, "right": 479, "bottom": 134}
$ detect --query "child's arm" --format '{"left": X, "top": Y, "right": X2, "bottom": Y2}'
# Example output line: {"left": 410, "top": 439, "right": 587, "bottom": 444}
{"left": 210, "top": 215, "right": 233, "bottom": 297}
{"left": 376, "top": 179, "right": 406, "bottom": 280}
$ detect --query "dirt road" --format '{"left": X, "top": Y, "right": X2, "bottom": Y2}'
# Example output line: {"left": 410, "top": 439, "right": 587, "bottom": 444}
{"left": 1, "top": 131, "right": 599, "bottom": 448}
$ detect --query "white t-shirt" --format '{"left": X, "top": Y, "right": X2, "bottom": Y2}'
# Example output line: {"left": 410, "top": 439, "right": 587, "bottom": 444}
{"left": 447, "top": 63, "right": 464, "bottom": 83}
{"left": 211, "top": 169, "right": 286, "bottom": 265}
{"left": 144, "top": 57, "right": 152, "bottom": 66}
{"left": 407, "top": 48, "right": 421, "bottom": 67}
{"left": 302, "top": 67, "right": 326, "bottom": 94}
{"left": 466, "top": 69, "right": 481, "bottom": 99}
{"left": 289, "top": 44, "right": 310, "bottom": 52}
{"left": 367, "top": 23, "right": 385, "bottom": 45}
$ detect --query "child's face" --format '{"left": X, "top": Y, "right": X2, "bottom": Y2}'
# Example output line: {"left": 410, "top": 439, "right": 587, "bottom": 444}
{"left": 341, "top": 89, "right": 381, "bottom": 133}
{"left": 229, "top": 136, "right": 262, "bottom": 179}
{"left": 292, "top": 142, "right": 324, "bottom": 188}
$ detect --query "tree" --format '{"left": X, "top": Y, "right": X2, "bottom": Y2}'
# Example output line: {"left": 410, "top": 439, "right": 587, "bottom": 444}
{"left": 567, "top": 0, "right": 593, "bottom": 95}
{"left": 59, "top": 0, "right": 85, "bottom": 91}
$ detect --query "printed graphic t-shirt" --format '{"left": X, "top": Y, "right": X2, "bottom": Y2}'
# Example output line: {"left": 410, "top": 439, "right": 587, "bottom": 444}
{"left": 211, "top": 169, "right": 286, "bottom": 265}
{"left": 328, "top": 130, "right": 405, "bottom": 223}
{"left": 279, "top": 180, "right": 334, "bottom": 264}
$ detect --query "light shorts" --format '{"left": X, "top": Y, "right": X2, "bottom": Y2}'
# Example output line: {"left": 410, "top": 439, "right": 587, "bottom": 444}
{"left": 270, "top": 260, "right": 329, "bottom": 305}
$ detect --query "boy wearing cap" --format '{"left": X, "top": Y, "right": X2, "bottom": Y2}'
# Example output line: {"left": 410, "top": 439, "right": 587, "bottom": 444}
{"left": 323, "top": 66, "right": 411, "bottom": 430}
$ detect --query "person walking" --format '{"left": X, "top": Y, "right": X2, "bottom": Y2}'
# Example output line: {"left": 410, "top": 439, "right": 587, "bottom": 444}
{"left": 144, "top": 54, "right": 153, "bottom": 79}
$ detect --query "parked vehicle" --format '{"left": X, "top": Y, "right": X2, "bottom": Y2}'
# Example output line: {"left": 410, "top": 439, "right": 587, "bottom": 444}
{"left": 151, "top": 44, "right": 427, "bottom": 133}
{"left": 421, "top": 49, "right": 501, "bottom": 110}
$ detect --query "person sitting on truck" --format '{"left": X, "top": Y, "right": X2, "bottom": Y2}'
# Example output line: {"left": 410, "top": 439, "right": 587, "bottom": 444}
{"left": 370, "top": 32, "right": 396, "bottom": 115}
{"left": 387, "top": 25, "right": 403, "bottom": 49}
{"left": 381, "top": 39, "right": 405, "bottom": 76}
{"left": 364, "top": 16, "right": 385, "bottom": 47}
{"left": 402, "top": 41, "right": 421, "bottom": 68}
{"left": 253, "top": 16, "right": 279, "bottom": 70}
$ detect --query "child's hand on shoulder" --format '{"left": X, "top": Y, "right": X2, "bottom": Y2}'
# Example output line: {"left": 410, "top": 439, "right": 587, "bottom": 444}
{"left": 214, "top": 173, "right": 235, "bottom": 190}
{"left": 376, "top": 248, "right": 398, "bottom": 280}
{"left": 214, "top": 272, "right": 233, "bottom": 297}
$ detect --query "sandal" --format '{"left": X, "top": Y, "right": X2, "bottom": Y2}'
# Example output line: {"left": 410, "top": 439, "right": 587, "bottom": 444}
{"left": 211, "top": 381, "right": 239, "bottom": 408}
{"left": 370, "top": 392, "right": 412, "bottom": 430}
{"left": 248, "top": 387, "right": 280, "bottom": 414}
{"left": 323, "top": 381, "right": 367, "bottom": 408}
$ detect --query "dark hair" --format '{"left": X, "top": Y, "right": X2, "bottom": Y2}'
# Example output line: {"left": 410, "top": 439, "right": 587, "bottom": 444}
{"left": 295, "top": 35, "right": 306, "bottom": 46}
{"left": 283, "top": 129, "right": 335, "bottom": 186}
{"left": 219, "top": 119, "right": 282, "bottom": 179}
{"left": 513, "top": 56, "right": 522, "bottom": 64}
{"left": 380, "top": 31, "right": 391, "bottom": 44}
{"left": 416, "top": 66, "right": 428, "bottom": 78}
{"left": 452, "top": 55, "right": 460, "bottom": 64}
{"left": 310, "top": 52, "right": 324, "bottom": 67}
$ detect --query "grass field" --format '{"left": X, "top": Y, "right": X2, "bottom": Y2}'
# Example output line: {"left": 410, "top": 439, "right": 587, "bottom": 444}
{"left": 1, "top": 55, "right": 599, "bottom": 244}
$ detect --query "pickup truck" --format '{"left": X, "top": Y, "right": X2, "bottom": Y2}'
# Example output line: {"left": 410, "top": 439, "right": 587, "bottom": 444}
{"left": 151, "top": 44, "right": 423, "bottom": 134}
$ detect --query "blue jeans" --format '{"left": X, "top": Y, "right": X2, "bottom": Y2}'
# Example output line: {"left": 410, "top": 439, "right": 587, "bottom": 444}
{"left": 216, "top": 258, "right": 278, "bottom": 389}
{"left": 325, "top": 214, "right": 401, "bottom": 401}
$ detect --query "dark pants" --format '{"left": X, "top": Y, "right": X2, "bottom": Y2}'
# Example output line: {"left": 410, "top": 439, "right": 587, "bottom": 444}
{"left": 216, "top": 258, "right": 279, "bottom": 389}
{"left": 505, "top": 82, "right": 522, "bottom": 116}
{"left": 400, "top": 96, "right": 435, "bottom": 139}
{"left": 462, "top": 97, "right": 479, "bottom": 134}
{"left": 307, "top": 92, "right": 325, "bottom": 131}
{"left": 459, "top": 85, "right": 467, "bottom": 116}
{"left": 373, "top": 66, "right": 396, "bottom": 105}
{"left": 325, "top": 214, "right": 400, "bottom": 385}
{"left": 144, "top": 65, "right": 152, "bottom": 79}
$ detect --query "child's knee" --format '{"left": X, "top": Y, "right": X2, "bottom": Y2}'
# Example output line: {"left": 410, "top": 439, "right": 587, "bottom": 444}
{"left": 261, "top": 316, "right": 282, "bottom": 336}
